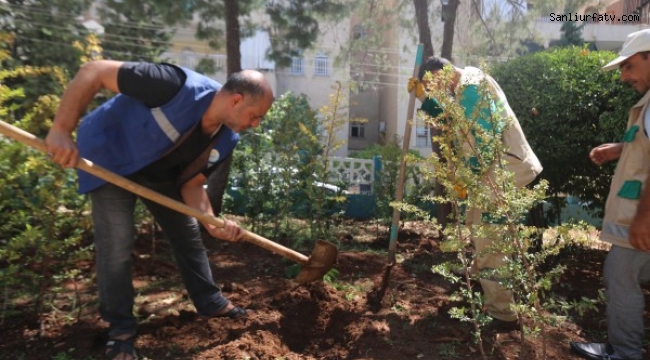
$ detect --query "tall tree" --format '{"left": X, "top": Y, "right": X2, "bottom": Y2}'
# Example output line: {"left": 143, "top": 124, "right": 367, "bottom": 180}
{"left": 407, "top": 0, "right": 589, "bottom": 60}
{"left": 0, "top": 0, "right": 90, "bottom": 73}
{"left": 464, "top": 0, "right": 589, "bottom": 60}
{"left": 441, "top": 0, "right": 460, "bottom": 59}
{"left": 337, "top": 1, "right": 406, "bottom": 89}
{"left": 192, "top": 0, "right": 260, "bottom": 76}
{"left": 555, "top": 4, "right": 585, "bottom": 48}
{"left": 557, "top": 20, "right": 585, "bottom": 47}
{"left": 224, "top": 0, "right": 241, "bottom": 74}
{"left": 265, "top": 0, "right": 348, "bottom": 68}
{"left": 413, "top": 0, "right": 434, "bottom": 58}
{"left": 191, "top": 0, "right": 261, "bottom": 212}
{"left": 98, "top": 0, "right": 192, "bottom": 62}
{"left": 0, "top": 0, "right": 90, "bottom": 122}
{"left": 193, "top": 0, "right": 348, "bottom": 75}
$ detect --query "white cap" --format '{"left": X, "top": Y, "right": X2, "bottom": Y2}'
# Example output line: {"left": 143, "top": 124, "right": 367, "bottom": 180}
{"left": 602, "top": 29, "right": 650, "bottom": 71}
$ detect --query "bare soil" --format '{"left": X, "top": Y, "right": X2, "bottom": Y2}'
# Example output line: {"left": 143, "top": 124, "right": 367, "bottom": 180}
{"left": 2, "top": 220, "right": 649, "bottom": 360}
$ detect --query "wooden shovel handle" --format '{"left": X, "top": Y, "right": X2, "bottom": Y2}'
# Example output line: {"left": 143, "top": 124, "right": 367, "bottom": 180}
{"left": 388, "top": 43, "right": 424, "bottom": 265}
{"left": 0, "top": 120, "right": 310, "bottom": 265}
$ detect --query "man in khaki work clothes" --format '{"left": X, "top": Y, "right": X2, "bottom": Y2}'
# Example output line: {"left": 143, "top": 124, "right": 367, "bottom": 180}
{"left": 411, "top": 56, "right": 542, "bottom": 325}
{"left": 570, "top": 29, "right": 650, "bottom": 360}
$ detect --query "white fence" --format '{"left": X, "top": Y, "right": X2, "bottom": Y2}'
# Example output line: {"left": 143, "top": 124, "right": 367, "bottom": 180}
{"left": 327, "top": 157, "right": 375, "bottom": 194}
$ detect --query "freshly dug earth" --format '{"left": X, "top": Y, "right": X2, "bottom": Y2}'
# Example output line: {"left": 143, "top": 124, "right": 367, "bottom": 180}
{"left": 2, "top": 221, "right": 649, "bottom": 360}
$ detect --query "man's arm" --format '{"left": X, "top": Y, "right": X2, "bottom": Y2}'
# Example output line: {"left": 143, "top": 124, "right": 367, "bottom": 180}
{"left": 630, "top": 176, "right": 650, "bottom": 251}
{"left": 180, "top": 172, "right": 243, "bottom": 242}
{"left": 205, "top": 154, "right": 233, "bottom": 216}
{"left": 45, "top": 60, "right": 123, "bottom": 168}
{"left": 589, "top": 143, "right": 623, "bottom": 165}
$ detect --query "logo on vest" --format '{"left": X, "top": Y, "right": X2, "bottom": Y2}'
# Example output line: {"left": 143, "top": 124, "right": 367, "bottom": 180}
{"left": 208, "top": 149, "right": 220, "bottom": 165}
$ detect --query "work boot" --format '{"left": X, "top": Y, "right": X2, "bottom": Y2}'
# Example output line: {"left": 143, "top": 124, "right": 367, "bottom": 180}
{"left": 569, "top": 342, "right": 631, "bottom": 360}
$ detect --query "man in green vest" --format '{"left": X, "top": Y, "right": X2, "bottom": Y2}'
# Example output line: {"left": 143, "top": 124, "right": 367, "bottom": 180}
{"left": 410, "top": 56, "right": 542, "bottom": 327}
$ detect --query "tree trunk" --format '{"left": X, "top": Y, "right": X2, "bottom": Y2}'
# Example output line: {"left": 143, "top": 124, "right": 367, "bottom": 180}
{"left": 413, "top": 0, "right": 434, "bottom": 58}
{"left": 441, "top": 0, "right": 460, "bottom": 60}
{"left": 225, "top": 0, "right": 241, "bottom": 75}
{"left": 412, "top": 0, "right": 451, "bottom": 231}
{"left": 208, "top": 0, "right": 240, "bottom": 219}
{"left": 438, "top": 0, "right": 461, "bottom": 230}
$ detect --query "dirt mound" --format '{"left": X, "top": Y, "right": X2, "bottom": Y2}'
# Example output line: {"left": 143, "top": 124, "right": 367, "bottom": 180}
{"left": 2, "top": 222, "right": 648, "bottom": 359}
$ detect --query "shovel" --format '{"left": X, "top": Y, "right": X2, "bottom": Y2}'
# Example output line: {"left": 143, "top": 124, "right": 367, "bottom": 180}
{"left": 0, "top": 120, "right": 338, "bottom": 284}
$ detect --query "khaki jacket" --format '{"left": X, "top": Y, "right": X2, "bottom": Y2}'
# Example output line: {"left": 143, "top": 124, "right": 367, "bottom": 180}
{"left": 466, "top": 68, "right": 543, "bottom": 188}
{"left": 601, "top": 89, "right": 650, "bottom": 248}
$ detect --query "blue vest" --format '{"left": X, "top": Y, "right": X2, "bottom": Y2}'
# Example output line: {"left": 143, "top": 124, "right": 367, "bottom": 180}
{"left": 76, "top": 68, "right": 239, "bottom": 194}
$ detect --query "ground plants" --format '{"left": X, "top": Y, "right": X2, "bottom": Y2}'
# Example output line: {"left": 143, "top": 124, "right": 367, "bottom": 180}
{"left": 0, "top": 35, "right": 94, "bottom": 328}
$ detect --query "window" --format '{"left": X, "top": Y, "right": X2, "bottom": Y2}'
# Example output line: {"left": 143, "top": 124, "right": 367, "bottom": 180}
{"left": 313, "top": 53, "right": 329, "bottom": 76}
{"left": 416, "top": 125, "right": 431, "bottom": 147}
{"left": 351, "top": 123, "right": 365, "bottom": 138}
{"left": 290, "top": 56, "right": 304, "bottom": 75}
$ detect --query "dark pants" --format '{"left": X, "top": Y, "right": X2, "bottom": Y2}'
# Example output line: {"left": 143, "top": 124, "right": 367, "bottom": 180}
{"left": 90, "top": 179, "right": 229, "bottom": 338}
{"left": 604, "top": 245, "right": 650, "bottom": 360}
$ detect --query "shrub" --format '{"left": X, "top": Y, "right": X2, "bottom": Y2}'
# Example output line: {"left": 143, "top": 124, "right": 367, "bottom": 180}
{"left": 491, "top": 46, "right": 639, "bottom": 220}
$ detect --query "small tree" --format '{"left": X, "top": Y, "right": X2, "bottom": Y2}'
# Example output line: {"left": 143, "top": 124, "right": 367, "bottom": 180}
{"left": 98, "top": 0, "right": 190, "bottom": 62}
{"left": 229, "top": 92, "right": 333, "bottom": 243}
{"left": 418, "top": 65, "right": 572, "bottom": 359}
{"left": 228, "top": 85, "right": 354, "bottom": 247}
{"left": 558, "top": 20, "right": 585, "bottom": 47}
{"left": 555, "top": 4, "right": 587, "bottom": 48}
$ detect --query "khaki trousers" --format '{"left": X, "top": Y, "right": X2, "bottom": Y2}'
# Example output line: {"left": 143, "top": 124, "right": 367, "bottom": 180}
{"left": 467, "top": 207, "right": 517, "bottom": 322}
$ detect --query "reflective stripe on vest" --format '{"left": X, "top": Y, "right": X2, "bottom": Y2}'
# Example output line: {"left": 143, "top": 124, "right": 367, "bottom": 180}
{"left": 151, "top": 107, "right": 181, "bottom": 142}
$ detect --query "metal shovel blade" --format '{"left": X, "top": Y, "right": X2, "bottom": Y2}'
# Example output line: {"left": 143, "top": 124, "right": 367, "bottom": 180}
{"left": 295, "top": 240, "right": 338, "bottom": 284}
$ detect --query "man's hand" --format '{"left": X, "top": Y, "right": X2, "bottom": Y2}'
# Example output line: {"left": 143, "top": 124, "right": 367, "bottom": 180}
{"left": 45, "top": 60, "right": 123, "bottom": 169}
{"left": 206, "top": 218, "right": 244, "bottom": 242}
{"left": 589, "top": 143, "right": 623, "bottom": 166}
{"left": 44, "top": 127, "right": 79, "bottom": 168}
{"left": 180, "top": 173, "right": 243, "bottom": 242}
{"left": 407, "top": 77, "right": 425, "bottom": 99}
{"left": 453, "top": 184, "right": 467, "bottom": 199}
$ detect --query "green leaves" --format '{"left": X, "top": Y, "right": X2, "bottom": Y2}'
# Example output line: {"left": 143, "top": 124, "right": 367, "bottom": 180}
{"left": 265, "top": 0, "right": 348, "bottom": 68}
{"left": 99, "top": 0, "right": 182, "bottom": 62}
{"left": 0, "top": 0, "right": 90, "bottom": 73}
{"left": 0, "top": 51, "right": 93, "bottom": 321}
{"left": 0, "top": 137, "right": 92, "bottom": 319}
{"left": 492, "top": 47, "right": 639, "bottom": 214}
{"left": 228, "top": 91, "right": 344, "bottom": 242}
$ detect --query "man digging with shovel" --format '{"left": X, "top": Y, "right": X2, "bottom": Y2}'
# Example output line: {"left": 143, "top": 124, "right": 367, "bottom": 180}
{"left": 45, "top": 60, "right": 274, "bottom": 360}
